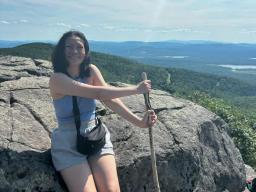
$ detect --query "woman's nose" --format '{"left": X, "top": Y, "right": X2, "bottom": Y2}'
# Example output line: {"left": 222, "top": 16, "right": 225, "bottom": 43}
{"left": 69, "top": 48, "right": 78, "bottom": 54}
{"left": 73, "top": 49, "right": 78, "bottom": 53}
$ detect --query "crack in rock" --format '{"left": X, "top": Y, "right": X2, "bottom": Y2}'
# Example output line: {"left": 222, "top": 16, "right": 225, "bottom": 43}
{"left": 0, "top": 98, "right": 6, "bottom": 103}
{"left": 9, "top": 92, "right": 15, "bottom": 108}
{"left": 114, "top": 132, "right": 133, "bottom": 143}
{"left": 1, "top": 63, "right": 20, "bottom": 67}
{"left": 154, "top": 107, "right": 168, "bottom": 114}
{"left": 19, "top": 69, "right": 51, "bottom": 77}
{"left": 6, "top": 138, "right": 44, "bottom": 152}
{"left": 0, "top": 76, "right": 21, "bottom": 84}
{"left": 157, "top": 117, "right": 182, "bottom": 147}
{"left": 0, "top": 68, "right": 17, "bottom": 71}
{"left": 151, "top": 106, "right": 185, "bottom": 114}
{"left": 9, "top": 94, "right": 51, "bottom": 138}
{"left": 104, "top": 106, "right": 184, "bottom": 118}
{"left": 8, "top": 92, "right": 14, "bottom": 148}
{"left": 170, "top": 106, "right": 185, "bottom": 110}
{"left": 1, "top": 87, "right": 49, "bottom": 92}
{"left": 32, "top": 59, "right": 41, "bottom": 67}
{"left": 100, "top": 110, "right": 143, "bottom": 117}
{"left": 150, "top": 93, "right": 172, "bottom": 96}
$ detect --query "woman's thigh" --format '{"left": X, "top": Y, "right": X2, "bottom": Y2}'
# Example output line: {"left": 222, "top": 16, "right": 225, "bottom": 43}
{"left": 60, "top": 161, "right": 97, "bottom": 192}
{"left": 88, "top": 154, "right": 120, "bottom": 192}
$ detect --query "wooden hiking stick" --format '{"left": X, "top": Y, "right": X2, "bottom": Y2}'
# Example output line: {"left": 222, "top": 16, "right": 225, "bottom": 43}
{"left": 141, "top": 72, "right": 161, "bottom": 192}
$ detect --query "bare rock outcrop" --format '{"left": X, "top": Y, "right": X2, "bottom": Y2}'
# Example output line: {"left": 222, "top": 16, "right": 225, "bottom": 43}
{"left": 0, "top": 56, "right": 246, "bottom": 192}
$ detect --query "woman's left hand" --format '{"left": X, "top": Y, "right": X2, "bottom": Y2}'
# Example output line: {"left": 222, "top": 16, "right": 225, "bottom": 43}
{"left": 139, "top": 110, "right": 158, "bottom": 128}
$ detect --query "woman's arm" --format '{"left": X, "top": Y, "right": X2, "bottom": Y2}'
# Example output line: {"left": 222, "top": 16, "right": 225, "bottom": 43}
{"left": 90, "top": 64, "right": 157, "bottom": 128}
{"left": 49, "top": 72, "right": 151, "bottom": 100}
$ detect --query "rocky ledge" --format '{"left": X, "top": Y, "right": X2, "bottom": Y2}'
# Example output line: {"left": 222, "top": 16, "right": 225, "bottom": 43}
{"left": 0, "top": 55, "right": 246, "bottom": 192}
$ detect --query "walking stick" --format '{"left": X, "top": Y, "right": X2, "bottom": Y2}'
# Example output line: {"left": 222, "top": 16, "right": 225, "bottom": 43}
{"left": 141, "top": 72, "right": 161, "bottom": 192}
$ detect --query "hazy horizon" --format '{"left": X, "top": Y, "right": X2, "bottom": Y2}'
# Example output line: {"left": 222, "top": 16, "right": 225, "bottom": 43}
{"left": 1, "top": 39, "right": 256, "bottom": 45}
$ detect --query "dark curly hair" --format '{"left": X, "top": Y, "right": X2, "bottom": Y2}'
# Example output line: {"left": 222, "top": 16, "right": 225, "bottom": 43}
{"left": 51, "top": 30, "right": 91, "bottom": 78}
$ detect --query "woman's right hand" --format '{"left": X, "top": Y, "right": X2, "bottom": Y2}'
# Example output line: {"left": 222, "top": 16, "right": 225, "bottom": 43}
{"left": 136, "top": 80, "right": 152, "bottom": 94}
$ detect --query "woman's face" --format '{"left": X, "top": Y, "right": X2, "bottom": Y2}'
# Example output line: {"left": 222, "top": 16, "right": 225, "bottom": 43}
{"left": 64, "top": 35, "right": 86, "bottom": 66}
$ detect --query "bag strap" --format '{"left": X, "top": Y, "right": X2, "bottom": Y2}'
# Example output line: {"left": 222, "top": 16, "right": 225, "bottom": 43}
{"left": 67, "top": 73, "right": 97, "bottom": 131}
{"left": 65, "top": 73, "right": 81, "bottom": 132}
{"left": 72, "top": 96, "right": 81, "bottom": 132}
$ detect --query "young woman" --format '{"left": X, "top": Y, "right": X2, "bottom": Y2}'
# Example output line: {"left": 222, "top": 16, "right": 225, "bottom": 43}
{"left": 49, "top": 30, "right": 157, "bottom": 192}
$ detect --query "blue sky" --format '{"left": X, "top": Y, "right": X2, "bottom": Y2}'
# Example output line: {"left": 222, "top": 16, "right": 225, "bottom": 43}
{"left": 0, "top": 0, "right": 256, "bottom": 43}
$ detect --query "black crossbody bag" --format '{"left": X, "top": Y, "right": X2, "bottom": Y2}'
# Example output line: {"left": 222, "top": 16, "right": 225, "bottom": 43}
{"left": 72, "top": 95, "right": 106, "bottom": 155}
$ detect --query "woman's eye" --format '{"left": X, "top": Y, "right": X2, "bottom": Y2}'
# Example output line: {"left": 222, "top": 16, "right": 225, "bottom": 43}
{"left": 65, "top": 45, "right": 84, "bottom": 51}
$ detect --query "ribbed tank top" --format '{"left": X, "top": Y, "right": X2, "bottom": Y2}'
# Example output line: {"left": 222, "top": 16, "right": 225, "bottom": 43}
{"left": 52, "top": 76, "right": 96, "bottom": 125}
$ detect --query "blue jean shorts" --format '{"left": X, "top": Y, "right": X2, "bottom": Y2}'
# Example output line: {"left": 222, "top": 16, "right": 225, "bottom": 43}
{"left": 51, "top": 120, "right": 115, "bottom": 171}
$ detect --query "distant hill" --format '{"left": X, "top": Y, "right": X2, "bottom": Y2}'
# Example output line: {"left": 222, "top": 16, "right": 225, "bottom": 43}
{"left": 3, "top": 40, "right": 256, "bottom": 65}
{"left": 0, "top": 40, "right": 56, "bottom": 48}
{"left": 0, "top": 40, "right": 33, "bottom": 48}
{"left": 89, "top": 40, "right": 256, "bottom": 66}
{"left": 0, "top": 42, "right": 256, "bottom": 112}
{"left": 2, "top": 40, "right": 256, "bottom": 84}
{"left": 0, "top": 42, "right": 54, "bottom": 60}
{"left": 89, "top": 41, "right": 256, "bottom": 84}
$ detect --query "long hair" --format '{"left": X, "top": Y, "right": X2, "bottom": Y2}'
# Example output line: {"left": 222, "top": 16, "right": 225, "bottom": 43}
{"left": 51, "top": 30, "right": 91, "bottom": 78}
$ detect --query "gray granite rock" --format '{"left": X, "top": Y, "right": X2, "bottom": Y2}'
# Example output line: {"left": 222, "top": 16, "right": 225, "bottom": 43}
{"left": 0, "top": 55, "right": 52, "bottom": 83}
{"left": 0, "top": 56, "right": 246, "bottom": 192}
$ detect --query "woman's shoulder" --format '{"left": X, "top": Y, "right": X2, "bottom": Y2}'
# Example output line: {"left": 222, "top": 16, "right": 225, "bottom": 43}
{"left": 87, "top": 63, "right": 103, "bottom": 76}
{"left": 49, "top": 73, "right": 67, "bottom": 97}
{"left": 49, "top": 72, "right": 67, "bottom": 82}
{"left": 49, "top": 72, "right": 60, "bottom": 85}
{"left": 86, "top": 63, "right": 108, "bottom": 86}
{"left": 49, "top": 72, "right": 65, "bottom": 87}
{"left": 87, "top": 63, "right": 99, "bottom": 72}
{"left": 86, "top": 63, "right": 100, "bottom": 78}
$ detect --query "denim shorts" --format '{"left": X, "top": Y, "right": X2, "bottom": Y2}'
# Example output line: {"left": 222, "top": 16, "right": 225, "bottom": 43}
{"left": 51, "top": 120, "right": 115, "bottom": 171}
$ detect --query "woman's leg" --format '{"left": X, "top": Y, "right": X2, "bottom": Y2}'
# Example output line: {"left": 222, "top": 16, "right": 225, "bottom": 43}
{"left": 60, "top": 161, "right": 97, "bottom": 192}
{"left": 88, "top": 154, "right": 121, "bottom": 192}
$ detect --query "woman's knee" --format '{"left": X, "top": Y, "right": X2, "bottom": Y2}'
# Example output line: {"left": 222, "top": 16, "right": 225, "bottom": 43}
{"left": 88, "top": 154, "right": 120, "bottom": 192}
{"left": 60, "top": 162, "right": 97, "bottom": 192}
{"left": 103, "top": 183, "right": 120, "bottom": 192}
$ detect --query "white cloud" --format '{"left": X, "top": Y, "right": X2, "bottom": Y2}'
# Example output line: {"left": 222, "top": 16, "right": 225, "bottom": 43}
{"left": 20, "top": 19, "right": 28, "bottom": 23}
{"left": 116, "top": 27, "right": 139, "bottom": 32}
{"left": 56, "top": 22, "right": 71, "bottom": 28}
{"left": 0, "top": 20, "right": 10, "bottom": 24}
{"left": 0, "top": 19, "right": 30, "bottom": 25}
{"left": 240, "top": 29, "right": 256, "bottom": 34}
{"left": 75, "top": 24, "right": 90, "bottom": 28}
{"left": 80, "top": 23, "right": 90, "bottom": 27}
{"left": 102, "top": 25, "right": 116, "bottom": 30}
